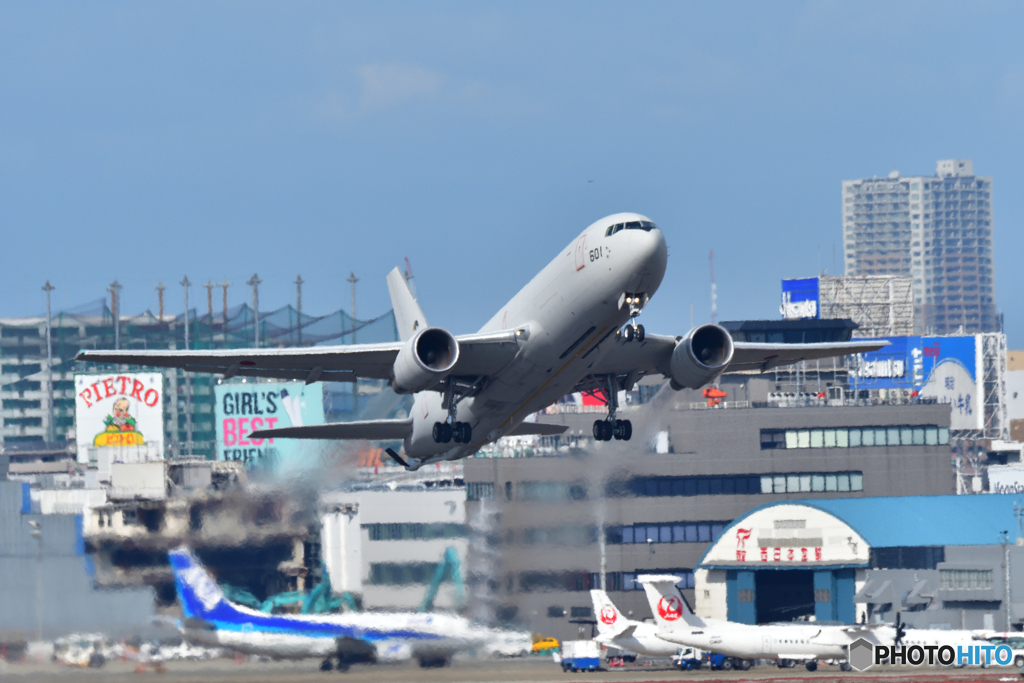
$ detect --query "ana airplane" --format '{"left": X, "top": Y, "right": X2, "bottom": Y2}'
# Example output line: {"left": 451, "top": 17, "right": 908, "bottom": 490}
{"left": 77, "top": 213, "right": 885, "bottom": 471}
{"left": 168, "top": 546, "right": 487, "bottom": 671}
{"left": 639, "top": 574, "right": 870, "bottom": 671}
{"left": 590, "top": 589, "right": 679, "bottom": 658}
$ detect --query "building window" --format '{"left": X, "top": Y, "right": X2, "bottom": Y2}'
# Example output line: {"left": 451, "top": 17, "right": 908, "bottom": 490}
{"left": 618, "top": 472, "right": 862, "bottom": 497}
{"left": 517, "top": 481, "right": 587, "bottom": 501}
{"left": 871, "top": 546, "right": 945, "bottom": 570}
{"left": 368, "top": 562, "right": 441, "bottom": 585}
{"left": 606, "top": 521, "right": 729, "bottom": 545}
{"left": 570, "top": 606, "right": 592, "bottom": 618}
{"left": 814, "top": 589, "right": 831, "bottom": 603}
{"left": 547, "top": 606, "right": 565, "bottom": 617}
{"left": 467, "top": 482, "right": 494, "bottom": 501}
{"left": 609, "top": 570, "right": 694, "bottom": 592}
{"left": 738, "top": 589, "right": 754, "bottom": 603}
{"left": 363, "top": 522, "right": 467, "bottom": 541}
{"left": 760, "top": 426, "right": 949, "bottom": 450}
{"left": 940, "top": 569, "right": 992, "bottom": 591}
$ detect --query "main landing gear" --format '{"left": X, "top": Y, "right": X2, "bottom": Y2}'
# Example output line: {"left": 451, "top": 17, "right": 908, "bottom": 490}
{"left": 432, "top": 421, "right": 472, "bottom": 444}
{"left": 591, "top": 374, "right": 632, "bottom": 441}
{"left": 620, "top": 322, "right": 645, "bottom": 342}
{"left": 432, "top": 378, "right": 474, "bottom": 444}
{"left": 593, "top": 418, "right": 631, "bottom": 441}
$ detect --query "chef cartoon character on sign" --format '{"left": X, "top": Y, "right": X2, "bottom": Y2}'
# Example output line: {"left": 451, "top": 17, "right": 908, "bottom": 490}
{"left": 94, "top": 397, "right": 145, "bottom": 447}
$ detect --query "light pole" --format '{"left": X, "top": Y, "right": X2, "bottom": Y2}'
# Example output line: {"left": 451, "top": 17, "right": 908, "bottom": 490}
{"left": 247, "top": 274, "right": 262, "bottom": 348}
{"left": 108, "top": 280, "right": 122, "bottom": 350}
{"left": 180, "top": 276, "right": 193, "bottom": 459}
{"left": 29, "top": 520, "right": 42, "bottom": 641}
{"left": 347, "top": 272, "right": 358, "bottom": 344}
{"left": 219, "top": 280, "right": 231, "bottom": 348}
{"left": 42, "top": 282, "right": 54, "bottom": 443}
{"left": 295, "top": 275, "right": 304, "bottom": 346}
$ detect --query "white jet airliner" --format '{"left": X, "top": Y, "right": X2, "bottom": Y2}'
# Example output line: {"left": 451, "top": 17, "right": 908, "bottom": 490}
{"left": 78, "top": 213, "right": 886, "bottom": 470}
{"left": 639, "top": 574, "right": 871, "bottom": 671}
{"left": 169, "top": 546, "right": 486, "bottom": 670}
{"left": 590, "top": 589, "right": 679, "bottom": 658}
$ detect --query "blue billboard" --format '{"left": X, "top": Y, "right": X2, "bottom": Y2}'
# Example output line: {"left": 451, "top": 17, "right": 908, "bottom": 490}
{"left": 781, "top": 278, "right": 820, "bottom": 319}
{"left": 852, "top": 336, "right": 981, "bottom": 431}
{"left": 215, "top": 382, "right": 326, "bottom": 474}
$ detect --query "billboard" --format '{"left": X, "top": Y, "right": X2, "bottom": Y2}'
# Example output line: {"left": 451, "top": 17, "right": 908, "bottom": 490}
{"left": 780, "top": 278, "right": 819, "bottom": 320}
{"left": 214, "top": 381, "right": 325, "bottom": 472}
{"left": 852, "top": 336, "right": 982, "bottom": 431}
{"left": 75, "top": 373, "right": 164, "bottom": 464}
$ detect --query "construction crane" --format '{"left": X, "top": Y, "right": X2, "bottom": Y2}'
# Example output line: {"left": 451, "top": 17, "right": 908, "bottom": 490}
{"left": 419, "top": 546, "right": 465, "bottom": 613}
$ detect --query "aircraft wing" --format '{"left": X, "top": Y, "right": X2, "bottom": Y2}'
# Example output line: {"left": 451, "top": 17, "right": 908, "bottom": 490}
{"left": 75, "top": 330, "right": 522, "bottom": 385}
{"left": 249, "top": 418, "right": 413, "bottom": 441}
{"left": 588, "top": 335, "right": 888, "bottom": 381}
{"left": 507, "top": 422, "right": 569, "bottom": 437}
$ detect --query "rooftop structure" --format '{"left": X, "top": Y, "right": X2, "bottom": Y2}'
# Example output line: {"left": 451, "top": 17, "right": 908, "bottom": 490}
{"left": 842, "top": 160, "right": 998, "bottom": 334}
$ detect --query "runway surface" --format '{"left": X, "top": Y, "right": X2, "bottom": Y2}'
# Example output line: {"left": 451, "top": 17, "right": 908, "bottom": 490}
{"left": 2, "top": 657, "right": 1020, "bottom": 682}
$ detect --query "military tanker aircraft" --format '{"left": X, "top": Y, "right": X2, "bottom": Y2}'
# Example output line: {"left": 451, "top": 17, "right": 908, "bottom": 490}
{"left": 78, "top": 213, "right": 885, "bottom": 470}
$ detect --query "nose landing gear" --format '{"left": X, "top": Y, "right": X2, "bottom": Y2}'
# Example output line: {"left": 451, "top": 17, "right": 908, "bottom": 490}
{"left": 618, "top": 293, "right": 647, "bottom": 343}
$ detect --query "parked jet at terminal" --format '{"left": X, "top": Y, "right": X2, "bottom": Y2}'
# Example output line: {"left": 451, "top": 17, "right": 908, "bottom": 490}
{"left": 168, "top": 546, "right": 486, "bottom": 670}
{"left": 639, "top": 574, "right": 869, "bottom": 671}
{"left": 78, "top": 213, "right": 885, "bottom": 470}
{"left": 590, "top": 589, "right": 680, "bottom": 658}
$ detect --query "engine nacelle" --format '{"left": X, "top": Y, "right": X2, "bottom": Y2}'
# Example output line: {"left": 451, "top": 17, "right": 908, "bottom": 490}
{"left": 392, "top": 327, "right": 460, "bottom": 394}
{"left": 669, "top": 324, "right": 735, "bottom": 390}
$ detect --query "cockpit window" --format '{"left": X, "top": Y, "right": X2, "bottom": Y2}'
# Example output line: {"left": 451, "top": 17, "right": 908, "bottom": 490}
{"left": 606, "top": 220, "right": 658, "bottom": 236}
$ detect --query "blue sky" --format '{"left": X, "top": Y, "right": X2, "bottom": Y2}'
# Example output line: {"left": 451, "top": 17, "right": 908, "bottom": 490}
{"left": 2, "top": 2, "right": 1022, "bottom": 344}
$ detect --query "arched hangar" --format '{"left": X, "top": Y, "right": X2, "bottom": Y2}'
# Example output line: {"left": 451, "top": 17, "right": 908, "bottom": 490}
{"left": 694, "top": 495, "right": 1024, "bottom": 630}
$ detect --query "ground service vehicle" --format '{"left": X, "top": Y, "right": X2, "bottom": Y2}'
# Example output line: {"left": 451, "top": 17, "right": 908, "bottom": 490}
{"left": 560, "top": 640, "right": 601, "bottom": 672}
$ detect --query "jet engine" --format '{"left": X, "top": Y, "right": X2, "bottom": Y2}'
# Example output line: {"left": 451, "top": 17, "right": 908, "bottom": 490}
{"left": 392, "top": 327, "right": 460, "bottom": 394}
{"left": 669, "top": 324, "right": 734, "bottom": 390}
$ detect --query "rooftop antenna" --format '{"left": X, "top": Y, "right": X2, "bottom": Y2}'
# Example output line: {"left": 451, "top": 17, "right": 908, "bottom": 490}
{"left": 709, "top": 250, "right": 717, "bottom": 324}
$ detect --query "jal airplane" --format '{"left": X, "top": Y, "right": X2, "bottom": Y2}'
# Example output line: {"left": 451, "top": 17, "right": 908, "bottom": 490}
{"left": 639, "top": 574, "right": 872, "bottom": 671}
{"left": 590, "top": 589, "right": 679, "bottom": 658}
{"left": 78, "top": 213, "right": 885, "bottom": 470}
{"left": 168, "top": 546, "right": 487, "bottom": 670}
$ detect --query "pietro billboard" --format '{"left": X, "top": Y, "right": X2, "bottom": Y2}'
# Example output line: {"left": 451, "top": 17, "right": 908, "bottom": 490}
{"left": 852, "top": 336, "right": 982, "bottom": 431}
{"left": 214, "top": 381, "right": 325, "bottom": 472}
{"left": 75, "top": 373, "right": 165, "bottom": 464}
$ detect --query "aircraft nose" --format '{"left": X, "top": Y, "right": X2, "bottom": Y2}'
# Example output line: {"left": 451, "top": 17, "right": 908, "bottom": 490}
{"left": 630, "top": 227, "right": 668, "bottom": 275}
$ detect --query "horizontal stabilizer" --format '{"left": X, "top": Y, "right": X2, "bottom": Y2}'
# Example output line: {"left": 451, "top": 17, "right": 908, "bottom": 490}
{"left": 507, "top": 422, "right": 569, "bottom": 437}
{"left": 249, "top": 418, "right": 413, "bottom": 441}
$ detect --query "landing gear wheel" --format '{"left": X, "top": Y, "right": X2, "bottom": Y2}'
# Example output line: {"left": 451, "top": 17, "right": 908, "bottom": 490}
{"left": 840, "top": 662, "right": 852, "bottom": 672}
{"left": 740, "top": 659, "right": 752, "bottom": 671}
{"left": 451, "top": 422, "right": 472, "bottom": 443}
{"left": 721, "top": 658, "right": 733, "bottom": 671}
{"left": 635, "top": 324, "right": 645, "bottom": 342}
{"left": 805, "top": 661, "right": 818, "bottom": 672}
{"left": 320, "top": 658, "right": 334, "bottom": 672}
{"left": 622, "top": 419, "right": 632, "bottom": 441}
{"left": 612, "top": 420, "right": 624, "bottom": 440}
{"left": 432, "top": 422, "right": 453, "bottom": 443}
{"left": 623, "top": 324, "right": 634, "bottom": 342}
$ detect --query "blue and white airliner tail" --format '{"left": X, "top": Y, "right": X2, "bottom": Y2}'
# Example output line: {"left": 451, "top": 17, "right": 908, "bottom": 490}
{"left": 169, "top": 546, "right": 485, "bottom": 666}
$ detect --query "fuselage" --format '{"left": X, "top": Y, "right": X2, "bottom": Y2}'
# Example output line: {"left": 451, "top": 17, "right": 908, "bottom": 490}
{"left": 403, "top": 213, "right": 668, "bottom": 462}
{"left": 598, "top": 620, "right": 680, "bottom": 658}
{"left": 658, "top": 617, "right": 854, "bottom": 660}
{"left": 181, "top": 607, "right": 481, "bottom": 662}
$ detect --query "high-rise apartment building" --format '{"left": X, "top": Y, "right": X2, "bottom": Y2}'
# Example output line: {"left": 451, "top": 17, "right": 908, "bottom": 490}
{"left": 842, "top": 159, "right": 997, "bottom": 334}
